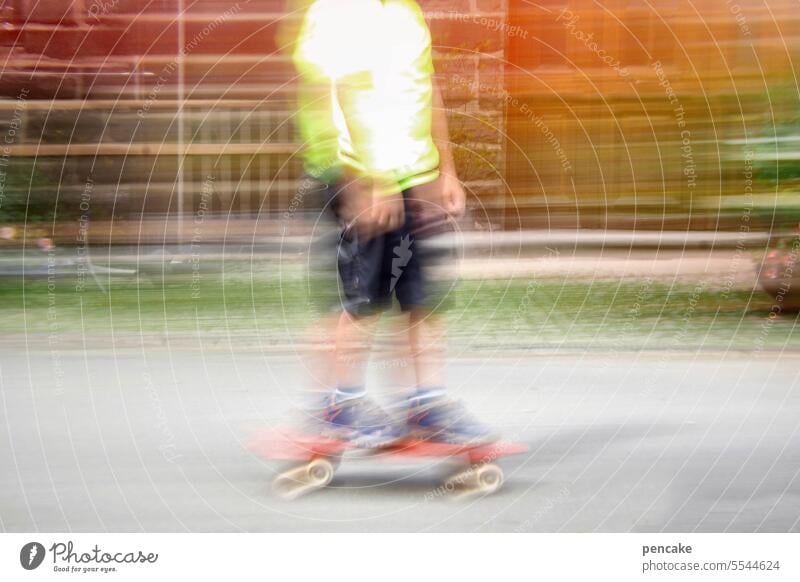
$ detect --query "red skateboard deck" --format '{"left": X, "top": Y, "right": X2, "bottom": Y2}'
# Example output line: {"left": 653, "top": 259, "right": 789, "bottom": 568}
{"left": 248, "top": 428, "right": 527, "bottom": 465}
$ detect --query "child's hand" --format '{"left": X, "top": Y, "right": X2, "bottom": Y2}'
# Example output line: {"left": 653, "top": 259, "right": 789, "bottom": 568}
{"left": 440, "top": 173, "right": 466, "bottom": 218}
{"left": 338, "top": 178, "right": 373, "bottom": 237}
{"left": 369, "top": 190, "right": 405, "bottom": 235}
{"left": 338, "top": 177, "right": 404, "bottom": 239}
{"left": 414, "top": 173, "right": 466, "bottom": 219}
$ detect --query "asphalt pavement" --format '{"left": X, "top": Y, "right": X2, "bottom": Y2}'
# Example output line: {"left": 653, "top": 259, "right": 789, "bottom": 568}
{"left": 1, "top": 346, "right": 798, "bottom": 532}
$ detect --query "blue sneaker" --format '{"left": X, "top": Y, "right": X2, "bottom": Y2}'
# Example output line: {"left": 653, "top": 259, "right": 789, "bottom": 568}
{"left": 315, "top": 395, "right": 405, "bottom": 448}
{"left": 407, "top": 398, "right": 496, "bottom": 445}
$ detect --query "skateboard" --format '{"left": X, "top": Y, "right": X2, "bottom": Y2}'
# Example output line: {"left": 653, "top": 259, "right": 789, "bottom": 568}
{"left": 248, "top": 429, "right": 527, "bottom": 500}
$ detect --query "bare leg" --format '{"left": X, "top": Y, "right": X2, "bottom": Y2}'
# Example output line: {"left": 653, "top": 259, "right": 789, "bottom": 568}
{"left": 407, "top": 308, "right": 447, "bottom": 389}
{"left": 404, "top": 308, "right": 494, "bottom": 443}
{"left": 300, "top": 314, "right": 334, "bottom": 389}
{"left": 334, "top": 310, "right": 381, "bottom": 389}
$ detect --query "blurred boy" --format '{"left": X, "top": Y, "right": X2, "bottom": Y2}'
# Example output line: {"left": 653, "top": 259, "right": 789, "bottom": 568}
{"left": 289, "top": 0, "right": 493, "bottom": 445}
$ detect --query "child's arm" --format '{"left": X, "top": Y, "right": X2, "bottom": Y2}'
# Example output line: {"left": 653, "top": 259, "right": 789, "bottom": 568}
{"left": 431, "top": 81, "right": 466, "bottom": 218}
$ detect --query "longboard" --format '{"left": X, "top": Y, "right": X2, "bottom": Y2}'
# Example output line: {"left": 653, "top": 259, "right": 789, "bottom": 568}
{"left": 248, "top": 429, "right": 527, "bottom": 499}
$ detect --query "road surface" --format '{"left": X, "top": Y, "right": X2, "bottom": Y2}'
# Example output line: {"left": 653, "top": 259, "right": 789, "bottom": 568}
{"left": 1, "top": 345, "right": 798, "bottom": 532}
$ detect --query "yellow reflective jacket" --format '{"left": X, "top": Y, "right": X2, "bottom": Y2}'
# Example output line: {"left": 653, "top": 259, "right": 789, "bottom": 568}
{"left": 292, "top": 0, "right": 440, "bottom": 193}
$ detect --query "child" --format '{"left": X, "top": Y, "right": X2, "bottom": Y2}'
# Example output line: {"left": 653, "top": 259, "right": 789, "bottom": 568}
{"left": 290, "top": 0, "right": 493, "bottom": 446}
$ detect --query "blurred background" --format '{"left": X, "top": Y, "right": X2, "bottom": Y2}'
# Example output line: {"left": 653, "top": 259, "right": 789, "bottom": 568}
{"left": 1, "top": 0, "right": 799, "bottom": 345}
{"left": 1, "top": 0, "right": 799, "bottom": 230}
{"left": 1, "top": 0, "right": 800, "bottom": 532}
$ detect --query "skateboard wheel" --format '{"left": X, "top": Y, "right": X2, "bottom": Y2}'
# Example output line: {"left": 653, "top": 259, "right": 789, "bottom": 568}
{"left": 444, "top": 463, "right": 505, "bottom": 499}
{"left": 476, "top": 464, "right": 504, "bottom": 494}
{"left": 306, "top": 458, "right": 334, "bottom": 487}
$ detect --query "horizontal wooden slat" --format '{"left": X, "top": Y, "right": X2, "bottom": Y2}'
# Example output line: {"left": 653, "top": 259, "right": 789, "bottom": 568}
{"left": 5, "top": 142, "right": 297, "bottom": 156}
{"left": 0, "top": 99, "right": 289, "bottom": 110}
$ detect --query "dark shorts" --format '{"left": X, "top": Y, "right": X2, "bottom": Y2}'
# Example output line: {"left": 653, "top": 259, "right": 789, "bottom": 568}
{"left": 306, "top": 179, "right": 455, "bottom": 318}
{"left": 337, "top": 191, "right": 425, "bottom": 315}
